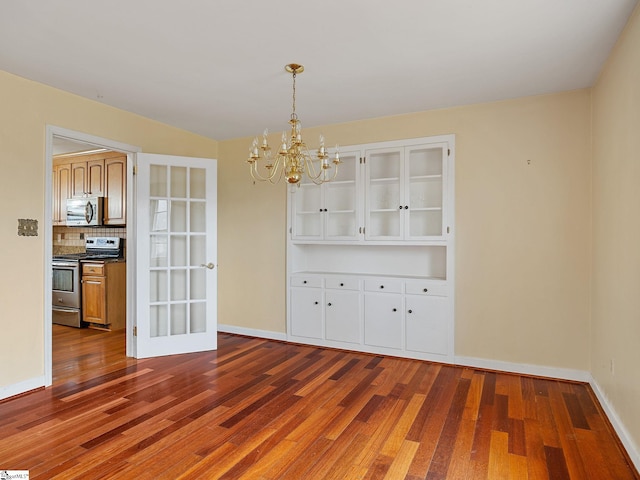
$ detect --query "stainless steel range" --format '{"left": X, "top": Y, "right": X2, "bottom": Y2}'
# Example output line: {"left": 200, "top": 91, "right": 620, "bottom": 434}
{"left": 52, "top": 237, "right": 123, "bottom": 327}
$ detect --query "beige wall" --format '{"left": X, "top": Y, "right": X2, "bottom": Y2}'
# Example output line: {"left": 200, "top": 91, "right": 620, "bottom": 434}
{"left": 592, "top": 5, "right": 640, "bottom": 451}
{"left": 0, "top": 70, "right": 218, "bottom": 388}
{"left": 218, "top": 89, "right": 592, "bottom": 371}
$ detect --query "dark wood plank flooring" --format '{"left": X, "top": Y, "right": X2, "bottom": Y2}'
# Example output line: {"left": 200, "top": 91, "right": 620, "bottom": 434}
{"left": 0, "top": 325, "right": 637, "bottom": 479}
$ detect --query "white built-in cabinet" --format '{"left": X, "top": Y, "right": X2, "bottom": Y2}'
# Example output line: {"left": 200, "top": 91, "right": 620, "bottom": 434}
{"left": 287, "top": 135, "right": 455, "bottom": 362}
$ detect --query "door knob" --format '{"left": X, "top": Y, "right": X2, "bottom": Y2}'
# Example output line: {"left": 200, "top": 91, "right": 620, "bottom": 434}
{"left": 200, "top": 262, "right": 215, "bottom": 269}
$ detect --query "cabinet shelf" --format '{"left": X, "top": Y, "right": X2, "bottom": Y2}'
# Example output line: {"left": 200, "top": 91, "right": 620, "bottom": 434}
{"left": 370, "top": 208, "right": 403, "bottom": 213}
{"left": 410, "top": 207, "right": 442, "bottom": 212}
{"left": 410, "top": 174, "right": 442, "bottom": 181}
{"left": 370, "top": 177, "right": 400, "bottom": 183}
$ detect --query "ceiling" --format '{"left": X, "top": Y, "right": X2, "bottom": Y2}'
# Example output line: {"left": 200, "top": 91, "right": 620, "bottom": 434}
{"left": 1, "top": 1, "right": 637, "bottom": 141}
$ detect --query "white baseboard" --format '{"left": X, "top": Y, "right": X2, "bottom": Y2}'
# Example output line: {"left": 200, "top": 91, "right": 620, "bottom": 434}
{"left": 217, "top": 323, "right": 287, "bottom": 342}
{"left": 589, "top": 376, "right": 640, "bottom": 473}
{"left": 454, "top": 355, "right": 592, "bottom": 382}
{"left": 0, "top": 375, "right": 45, "bottom": 401}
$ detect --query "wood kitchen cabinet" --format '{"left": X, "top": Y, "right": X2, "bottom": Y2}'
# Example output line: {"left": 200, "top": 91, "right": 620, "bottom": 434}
{"left": 104, "top": 156, "right": 127, "bottom": 225}
{"left": 52, "top": 163, "right": 72, "bottom": 225}
{"left": 71, "top": 158, "right": 104, "bottom": 197}
{"left": 82, "top": 261, "right": 126, "bottom": 330}
{"left": 53, "top": 151, "right": 127, "bottom": 225}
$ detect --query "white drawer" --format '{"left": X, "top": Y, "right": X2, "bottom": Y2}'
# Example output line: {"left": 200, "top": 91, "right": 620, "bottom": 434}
{"left": 291, "top": 276, "right": 322, "bottom": 288}
{"left": 405, "top": 281, "right": 448, "bottom": 296}
{"left": 364, "top": 278, "right": 403, "bottom": 294}
{"left": 325, "top": 277, "right": 360, "bottom": 290}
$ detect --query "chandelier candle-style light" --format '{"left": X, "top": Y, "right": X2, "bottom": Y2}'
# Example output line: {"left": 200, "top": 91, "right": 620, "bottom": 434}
{"left": 247, "top": 63, "right": 340, "bottom": 185}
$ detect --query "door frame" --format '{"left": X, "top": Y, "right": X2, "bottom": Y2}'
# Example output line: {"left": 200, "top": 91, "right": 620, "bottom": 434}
{"left": 44, "top": 125, "right": 141, "bottom": 386}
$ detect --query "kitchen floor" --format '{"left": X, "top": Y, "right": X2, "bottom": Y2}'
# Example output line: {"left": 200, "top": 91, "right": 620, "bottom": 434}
{"left": 52, "top": 324, "right": 133, "bottom": 384}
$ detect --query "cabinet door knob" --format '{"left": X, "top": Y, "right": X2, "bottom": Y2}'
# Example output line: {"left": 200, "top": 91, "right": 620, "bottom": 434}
{"left": 423, "top": 288, "right": 428, "bottom": 293}
{"left": 328, "top": 303, "right": 332, "bottom": 306}
{"left": 340, "top": 283, "right": 344, "bottom": 287}
{"left": 380, "top": 285, "right": 384, "bottom": 289}
{"left": 319, "top": 208, "right": 323, "bottom": 212}
{"left": 314, "top": 301, "right": 318, "bottom": 305}
{"left": 324, "top": 208, "right": 328, "bottom": 212}
{"left": 398, "top": 206, "right": 402, "bottom": 210}
{"left": 303, "top": 280, "right": 307, "bottom": 284}
{"left": 408, "top": 309, "right": 413, "bottom": 314}
{"left": 392, "top": 308, "right": 397, "bottom": 312}
{"left": 404, "top": 205, "right": 409, "bottom": 209}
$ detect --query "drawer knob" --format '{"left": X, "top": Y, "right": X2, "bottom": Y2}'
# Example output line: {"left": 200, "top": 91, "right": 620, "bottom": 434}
{"left": 340, "top": 283, "right": 344, "bottom": 287}
{"left": 423, "top": 288, "right": 428, "bottom": 293}
{"left": 380, "top": 285, "right": 384, "bottom": 289}
{"left": 328, "top": 303, "right": 332, "bottom": 306}
{"left": 314, "top": 301, "right": 318, "bottom": 305}
{"left": 408, "top": 309, "right": 413, "bottom": 314}
{"left": 303, "top": 280, "right": 307, "bottom": 284}
{"left": 392, "top": 308, "right": 397, "bottom": 312}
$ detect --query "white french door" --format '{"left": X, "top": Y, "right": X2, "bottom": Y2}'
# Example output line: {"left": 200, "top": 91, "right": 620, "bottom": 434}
{"left": 136, "top": 153, "right": 217, "bottom": 358}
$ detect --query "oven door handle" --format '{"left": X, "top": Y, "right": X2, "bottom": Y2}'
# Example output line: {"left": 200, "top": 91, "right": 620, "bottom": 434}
{"left": 52, "top": 306, "right": 80, "bottom": 313}
{"left": 52, "top": 262, "right": 79, "bottom": 268}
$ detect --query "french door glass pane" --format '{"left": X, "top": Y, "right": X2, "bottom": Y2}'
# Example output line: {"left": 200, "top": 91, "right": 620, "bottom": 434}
{"left": 190, "top": 168, "right": 206, "bottom": 199}
{"left": 150, "top": 236, "right": 168, "bottom": 267}
{"left": 190, "top": 270, "right": 206, "bottom": 300}
{"left": 171, "top": 304, "right": 187, "bottom": 335}
{"left": 150, "top": 305, "right": 168, "bottom": 338}
{"left": 149, "top": 164, "right": 210, "bottom": 339}
{"left": 171, "top": 166, "right": 187, "bottom": 197}
{"left": 171, "top": 201, "right": 187, "bottom": 231}
{"left": 190, "top": 303, "right": 206, "bottom": 333}
{"left": 170, "top": 235, "right": 187, "bottom": 266}
{"left": 150, "top": 200, "right": 168, "bottom": 231}
{"left": 150, "top": 270, "right": 168, "bottom": 302}
{"left": 150, "top": 165, "right": 167, "bottom": 197}
{"left": 191, "top": 202, "right": 206, "bottom": 232}
{"left": 170, "top": 270, "right": 187, "bottom": 301}
{"left": 190, "top": 236, "right": 205, "bottom": 266}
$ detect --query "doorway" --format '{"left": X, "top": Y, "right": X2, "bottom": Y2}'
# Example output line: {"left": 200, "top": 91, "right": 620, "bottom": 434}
{"left": 44, "top": 126, "right": 140, "bottom": 386}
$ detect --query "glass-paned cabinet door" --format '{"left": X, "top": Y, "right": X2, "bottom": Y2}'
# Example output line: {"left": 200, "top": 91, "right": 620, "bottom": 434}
{"left": 291, "top": 150, "right": 360, "bottom": 241}
{"left": 291, "top": 182, "right": 322, "bottom": 239}
{"left": 365, "top": 147, "right": 404, "bottom": 240}
{"left": 405, "top": 144, "right": 447, "bottom": 239}
{"left": 324, "top": 151, "right": 359, "bottom": 240}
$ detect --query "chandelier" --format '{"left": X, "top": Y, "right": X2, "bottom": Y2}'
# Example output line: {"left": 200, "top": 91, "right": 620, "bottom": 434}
{"left": 247, "top": 63, "right": 341, "bottom": 185}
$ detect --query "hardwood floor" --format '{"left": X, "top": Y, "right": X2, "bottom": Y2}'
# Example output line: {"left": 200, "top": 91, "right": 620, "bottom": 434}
{"left": 0, "top": 327, "right": 637, "bottom": 479}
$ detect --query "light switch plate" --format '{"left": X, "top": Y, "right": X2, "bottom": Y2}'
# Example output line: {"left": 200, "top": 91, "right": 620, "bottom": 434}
{"left": 18, "top": 218, "right": 38, "bottom": 236}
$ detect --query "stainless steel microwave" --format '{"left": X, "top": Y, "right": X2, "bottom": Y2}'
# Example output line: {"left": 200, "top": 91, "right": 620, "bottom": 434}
{"left": 66, "top": 197, "right": 104, "bottom": 226}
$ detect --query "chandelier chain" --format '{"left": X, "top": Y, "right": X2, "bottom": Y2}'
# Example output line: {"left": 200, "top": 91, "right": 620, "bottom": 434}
{"left": 291, "top": 71, "right": 297, "bottom": 120}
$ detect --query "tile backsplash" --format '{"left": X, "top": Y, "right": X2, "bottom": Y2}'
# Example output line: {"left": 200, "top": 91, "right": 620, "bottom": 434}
{"left": 53, "top": 226, "right": 126, "bottom": 255}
